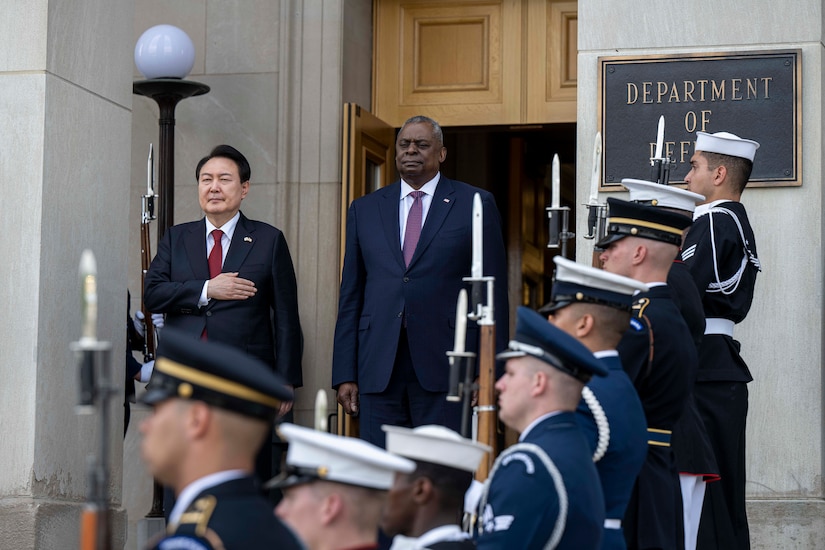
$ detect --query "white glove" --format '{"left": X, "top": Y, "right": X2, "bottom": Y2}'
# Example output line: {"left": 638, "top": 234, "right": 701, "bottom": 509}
{"left": 151, "top": 313, "right": 165, "bottom": 331}
{"left": 139, "top": 360, "right": 155, "bottom": 383}
{"left": 133, "top": 311, "right": 146, "bottom": 338}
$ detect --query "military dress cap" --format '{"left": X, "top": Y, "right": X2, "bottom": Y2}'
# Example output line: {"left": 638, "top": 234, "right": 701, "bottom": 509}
{"left": 266, "top": 423, "right": 416, "bottom": 491}
{"left": 539, "top": 256, "right": 649, "bottom": 314}
{"left": 382, "top": 424, "right": 490, "bottom": 473}
{"left": 596, "top": 197, "right": 692, "bottom": 248}
{"left": 140, "top": 327, "right": 292, "bottom": 421}
{"left": 496, "top": 306, "right": 608, "bottom": 382}
{"left": 695, "top": 131, "right": 760, "bottom": 161}
{"left": 621, "top": 178, "right": 705, "bottom": 213}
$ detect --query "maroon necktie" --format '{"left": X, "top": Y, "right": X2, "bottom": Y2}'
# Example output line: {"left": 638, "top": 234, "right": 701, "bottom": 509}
{"left": 208, "top": 229, "right": 224, "bottom": 278}
{"left": 203, "top": 229, "right": 223, "bottom": 340}
{"left": 403, "top": 191, "right": 425, "bottom": 267}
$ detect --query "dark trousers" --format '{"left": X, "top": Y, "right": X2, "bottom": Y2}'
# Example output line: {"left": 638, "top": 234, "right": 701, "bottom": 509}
{"left": 695, "top": 381, "right": 749, "bottom": 550}
{"left": 358, "top": 328, "right": 462, "bottom": 448}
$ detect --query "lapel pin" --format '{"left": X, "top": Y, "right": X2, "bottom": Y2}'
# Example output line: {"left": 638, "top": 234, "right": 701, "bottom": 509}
{"left": 443, "top": 198, "right": 450, "bottom": 203}
{"left": 244, "top": 236, "right": 253, "bottom": 243}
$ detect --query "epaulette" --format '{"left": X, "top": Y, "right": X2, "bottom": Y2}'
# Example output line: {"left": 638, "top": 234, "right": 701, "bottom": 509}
{"left": 632, "top": 297, "right": 651, "bottom": 319}
{"left": 178, "top": 496, "right": 218, "bottom": 537}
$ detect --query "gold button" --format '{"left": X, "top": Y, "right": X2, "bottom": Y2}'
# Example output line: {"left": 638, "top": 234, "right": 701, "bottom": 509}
{"left": 652, "top": 199, "right": 659, "bottom": 206}
{"left": 178, "top": 383, "right": 193, "bottom": 398}
{"left": 317, "top": 466, "right": 329, "bottom": 478}
{"left": 575, "top": 292, "right": 584, "bottom": 300}
{"left": 631, "top": 227, "right": 638, "bottom": 235}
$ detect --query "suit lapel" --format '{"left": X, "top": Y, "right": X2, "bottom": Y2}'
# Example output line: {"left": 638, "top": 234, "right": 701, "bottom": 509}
{"left": 185, "top": 220, "right": 210, "bottom": 280}
{"left": 378, "top": 182, "right": 405, "bottom": 269}
{"left": 223, "top": 213, "right": 255, "bottom": 272}
{"left": 407, "top": 176, "right": 455, "bottom": 268}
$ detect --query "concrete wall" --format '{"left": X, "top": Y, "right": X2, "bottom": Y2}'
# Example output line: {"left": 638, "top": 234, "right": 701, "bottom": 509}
{"left": 576, "top": 1, "right": 824, "bottom": 546}
{"left": 0, "top": 0, "right": 134, "bottom": 547}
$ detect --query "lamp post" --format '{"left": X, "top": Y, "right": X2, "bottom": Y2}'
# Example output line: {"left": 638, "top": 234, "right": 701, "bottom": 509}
{"left": 133, "top": 24, "right": 209, "bottom": 239}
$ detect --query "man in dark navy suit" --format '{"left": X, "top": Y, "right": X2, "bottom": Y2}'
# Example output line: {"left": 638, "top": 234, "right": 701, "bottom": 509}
{"left": 475, "top": 306, "right": 607, "bottom": 550}
{"left": 333, "top": 116, "right": 508, "bottom": 447}
{"left": 540, "top": 256, "right": 649, "bottom": 550}
{"left": 140, "top": 329, "right": 302, "bottom": 550}
{"left": 144, "top": 144, "right": 303, "bottom": 484}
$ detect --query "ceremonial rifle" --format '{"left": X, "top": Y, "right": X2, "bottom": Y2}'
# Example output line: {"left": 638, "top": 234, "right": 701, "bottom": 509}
{"left": 447, "top": 193, "right": 498, "bottom": 481}
{"left": 650, "top": 115, "right": 676, "bottom": 185}
{"left": 581, "top": 133, "right": 607, "bottom": 267}
{"left": 545, "top": 154, "right": 575, "bottom": 259}
{"left": 141, "top": 144, "right": 165, "bottom": 519}
{"left": 72, "top": 251, "right": 114, "bottom": 550}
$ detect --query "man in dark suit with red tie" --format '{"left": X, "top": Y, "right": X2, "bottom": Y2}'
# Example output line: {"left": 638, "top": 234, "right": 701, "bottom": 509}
{"left": 332, "top": 115, "right": 509, "bottom": 447}
{"left": 144, "top": 144, "right": 302, "bottom": 484}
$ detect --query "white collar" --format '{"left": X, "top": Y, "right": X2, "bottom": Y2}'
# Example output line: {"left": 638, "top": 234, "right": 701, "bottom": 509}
{"left": 693, "top": 199, "right": 731, "bottom": 220}
{"left": 593, "top": 349, "right": 618, "bottom": 359}
{"left": 519, "top": 410, "right": 563, "bottom": 441}
{"left": 400, "top": 173, "right": 440, "bottom": 199}
{"left": 416, "top": 525, "right": 470, "bottom": 546}
{"left": 205, "top": 211, "right": 241, "bottom": 239}
{"left": 169, "top": 469, "right": 248, "bottom": 525}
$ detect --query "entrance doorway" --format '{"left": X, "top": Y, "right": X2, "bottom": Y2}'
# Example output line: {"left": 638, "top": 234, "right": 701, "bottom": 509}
{"left": 441, "top": 124, "right": 578, "bottom": 331}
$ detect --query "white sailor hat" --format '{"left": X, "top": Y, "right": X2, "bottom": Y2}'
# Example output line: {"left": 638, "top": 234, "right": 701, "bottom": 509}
{"left": 265, "top": 423, "right": 416, "bottom": 491}
{"left": 695, "top": 131, "right": 759, "bottom": 162}
{"left": 621, "top": 179, "right": 705, "bottom": 213}
{"left": 382, "top": 425, "right": 490, "bottom": 473}
{"left": 539, "top": 256, "right": 648, "bottom": 314}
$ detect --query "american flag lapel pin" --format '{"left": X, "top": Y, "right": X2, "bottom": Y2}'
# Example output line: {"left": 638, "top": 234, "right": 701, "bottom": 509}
{"left": 244, "top": 236, "right": 253, "bottom": 243}
{"left": 443, "top": 198, "right": 450, "bottom": 203}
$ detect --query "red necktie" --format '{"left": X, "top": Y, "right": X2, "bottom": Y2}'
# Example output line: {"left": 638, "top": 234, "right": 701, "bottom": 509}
{"left": 203, "top": 229, "right": 224, "bottom": 340}
{"left": 403, "top": 191, "right": 424, "bottom": 267}
{"left": 208, "top": 229, "right": 224, "bottom": 278}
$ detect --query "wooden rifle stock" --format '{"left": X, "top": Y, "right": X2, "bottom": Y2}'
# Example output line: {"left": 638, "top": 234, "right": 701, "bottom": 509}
{"left": 140, "top": 220, "right": 156, "bottom": 363}
{"left": 475, "top": 322, "right": 498, "bottom": 481}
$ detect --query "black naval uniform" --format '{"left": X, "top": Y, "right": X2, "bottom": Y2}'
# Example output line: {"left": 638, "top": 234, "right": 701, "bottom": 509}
{"left": 617, "top": 284, "right": 696, "bottom": 550}
{"left": 148, "top": 476, "right": 302, "bottom": 550}
{"left": 680, "top": 200, "right": 760, "bottom": 550}
{"left": 668, "top": 262, "right": 719, "bottom": 484}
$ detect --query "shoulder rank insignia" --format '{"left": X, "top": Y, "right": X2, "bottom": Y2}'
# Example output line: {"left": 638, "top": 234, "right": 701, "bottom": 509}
{"left": 632, "top": 297, "right": 651, "bottom": 318}
{"left": 178, "top": 496, "right": 217, "bottom": 537}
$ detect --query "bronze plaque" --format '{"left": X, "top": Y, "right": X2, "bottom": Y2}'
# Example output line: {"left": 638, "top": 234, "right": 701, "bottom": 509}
{"left": 598, "top": 50, "right": 801, "bottom": 188}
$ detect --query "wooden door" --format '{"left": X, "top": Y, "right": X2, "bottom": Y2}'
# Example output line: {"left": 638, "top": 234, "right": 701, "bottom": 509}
{"left": 337, "top": 103, "right": 396, "bottom": 436}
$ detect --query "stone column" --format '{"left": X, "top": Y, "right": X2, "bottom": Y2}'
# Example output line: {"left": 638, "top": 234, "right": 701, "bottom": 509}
{"left": 0, "top": 0, "right": 134, "bottom": 546}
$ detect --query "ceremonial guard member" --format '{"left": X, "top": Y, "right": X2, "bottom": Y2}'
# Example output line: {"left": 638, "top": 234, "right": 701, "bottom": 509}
{"left": 540, "top": 256, "right": 649, "bottom": 550}
{"left": 139, "top": 328, "right": 302, "bottom": 550}
{"left": 382, "top": 424, "right": 490, "bottom": 549}
{"left": 622, "top": 178, "right": 720, "bottom": 550}
{"left": 598, "top": 199, "right": 697, "bottom": 550}
{"left": 682, "top": 132, "right": 761, "bottom": 550}
{"left": 474, "top": 306, "right": 607, "bottom": 550}
{"left": 270, "top": 423, "right": 416, "bottom": 550}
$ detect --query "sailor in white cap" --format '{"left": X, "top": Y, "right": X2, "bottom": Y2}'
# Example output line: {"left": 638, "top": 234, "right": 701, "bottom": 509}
{"left": 268, "top": 423, "right": 416, "bottom": 550}
{"left": 682, "top": 131, "right": 761, "bottom": 550}
{"left": 598, "top": 198, "right": 698, "bottom": 550}
{"left": 621, "top": 178, "right": 719, "bottom": 550}
{"left": 381, "top": 425, "right": 489, "bottom": 549}
{"left": 539, "top": 256, "right": 648, "bottom": 550}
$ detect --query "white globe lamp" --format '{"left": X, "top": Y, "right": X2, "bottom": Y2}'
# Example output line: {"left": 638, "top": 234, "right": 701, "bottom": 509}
{"left": 134, "top": 24, "right": 195, "bottom": 79}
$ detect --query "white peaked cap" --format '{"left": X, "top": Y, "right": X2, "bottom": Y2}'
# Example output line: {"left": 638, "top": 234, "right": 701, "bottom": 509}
{"left": 621, "top": 179, "right": 705, "bottom": 213}
{"left": 553, "top": 256, "right": 648, "bottom": 299}
{"left": 695, "top": 131, "right": 759, "bottom": 161}
{"left": 275, "top": 423, "right": 415, "bottom": 490}
{"left": 382, "top": 425, "right": 491, "bottom": 473}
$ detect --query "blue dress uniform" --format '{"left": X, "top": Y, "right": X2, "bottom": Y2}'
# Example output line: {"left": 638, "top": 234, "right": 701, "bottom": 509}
{"left": 147, "top": 477, "right": 302, "bottom": 550}
{"left": 681, "top": 200, "right": 760, "bottom": 550}
{"left": 539, "top": 255, "right": 649, "bottom": 550}
{"left": 579, "top": 353, "right": 648, "bottom": 550}
{"left": 475, "top": 307, "right": 608, "bottom": 550}
{"left": 140, "top": 329, "right": 302, "bottom": 550}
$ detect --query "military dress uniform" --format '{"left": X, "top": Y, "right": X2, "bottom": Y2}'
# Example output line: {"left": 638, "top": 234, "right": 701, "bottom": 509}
{"left": 475, "top": 307, "right": 607, "bottom": 550}
{"left": 682, "top": 199, "right": 759, "bottom": 549}
{"left": 141, "top": 329, "right": 302, "bottom": 550}
{"left": 540, "top": 256, "right": 649, "bottom": 550}
{"left": 599, "top": 198, "right": 697, "bottom": 550}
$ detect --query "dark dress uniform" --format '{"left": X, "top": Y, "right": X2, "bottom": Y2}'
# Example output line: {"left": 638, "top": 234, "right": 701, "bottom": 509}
{"left": 681, "top": 201, "right": 760, "bottom": 550}
{"left": 476, "top": 412, "right": 605, "bottom": 550}
{"left": 148, "top": 476, "right": 301, "bottom": 550}
{"left": 668, "top": 262, "right": 719, "bottom": 483}
{"left": 576, "top": 353, "right": 648, "bottom": 550}
{"left": 618, "top": 285, "right": 696, "bottom": 550}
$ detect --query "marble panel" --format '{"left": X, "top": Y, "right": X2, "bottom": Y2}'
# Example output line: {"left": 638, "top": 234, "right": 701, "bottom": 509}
{"left": 205, "top": 0, "right": 280, "bottom": 74}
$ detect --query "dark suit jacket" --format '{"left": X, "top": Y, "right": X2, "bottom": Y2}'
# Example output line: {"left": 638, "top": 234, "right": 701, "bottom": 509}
{"left": 332, "top": 176, "right": 508, "bottom": 394}
{"left": 144, "top": 212, "right": 302, "bottom": 387}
